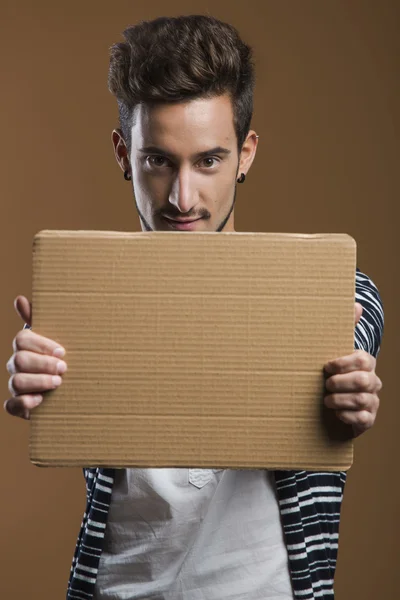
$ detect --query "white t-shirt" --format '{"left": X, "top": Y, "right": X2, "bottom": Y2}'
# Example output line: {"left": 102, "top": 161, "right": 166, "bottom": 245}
{"left": 93, "top": 468, "right": 294, "bottom": 599}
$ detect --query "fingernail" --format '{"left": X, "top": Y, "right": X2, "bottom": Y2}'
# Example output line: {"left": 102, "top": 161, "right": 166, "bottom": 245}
{"left": 57, "top": 361, "right": 67, "bottom": 375}
{"left": 53, "top": 347, "right": 66, "bottom": 358}
{"left": 32, "top": 395, "right": 43, "bottom": 406}
{"left": 52, "top": 375, "right": 62, "bottom": 387}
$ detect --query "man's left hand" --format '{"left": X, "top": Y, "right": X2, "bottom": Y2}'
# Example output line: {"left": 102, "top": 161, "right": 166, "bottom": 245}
{"left": 323, "top": 302, "right": 383, "bottom": 437}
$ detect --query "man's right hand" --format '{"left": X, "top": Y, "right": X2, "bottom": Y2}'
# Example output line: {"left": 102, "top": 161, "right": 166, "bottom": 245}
{"left": 4, "top": 295, "right": 67, "bottom": 420}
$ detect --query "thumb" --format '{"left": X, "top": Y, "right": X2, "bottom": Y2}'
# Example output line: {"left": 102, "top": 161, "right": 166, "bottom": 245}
{"left": 354, "top": 302, "right": 363, "bottom": 326}
{"left": 14, "top": 296, "right": 32, "bottom": 327}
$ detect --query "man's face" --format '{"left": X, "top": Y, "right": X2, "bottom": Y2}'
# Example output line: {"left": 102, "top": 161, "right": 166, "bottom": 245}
{"left": 118, "top": 95, "right": 255, "bottom": 232}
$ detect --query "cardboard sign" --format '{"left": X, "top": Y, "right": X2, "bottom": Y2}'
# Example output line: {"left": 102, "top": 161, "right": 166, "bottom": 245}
{"left": 30, "top": 230, "right": 356, "bottom": 470}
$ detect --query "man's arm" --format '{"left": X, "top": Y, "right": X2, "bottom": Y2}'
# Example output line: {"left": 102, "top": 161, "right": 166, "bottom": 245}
{"left": 354, "top": 268, "right": 384, "bottom": 358}
{"left": 323, "top": 269, "right": 384, "bottom": 437}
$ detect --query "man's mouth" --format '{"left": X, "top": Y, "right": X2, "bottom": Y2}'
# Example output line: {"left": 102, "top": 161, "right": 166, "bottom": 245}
{"left": 162, "top": 216, "right": 204, "bottom": 230}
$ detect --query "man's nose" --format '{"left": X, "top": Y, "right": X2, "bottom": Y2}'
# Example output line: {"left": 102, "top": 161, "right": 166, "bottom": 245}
{"left": 168, "top": 170, "right": 198, "bottom": 214}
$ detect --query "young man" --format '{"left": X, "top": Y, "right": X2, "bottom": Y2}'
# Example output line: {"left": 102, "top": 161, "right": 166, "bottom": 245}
{"left": 5, "top": 15, "right": 383, "bottom": 600}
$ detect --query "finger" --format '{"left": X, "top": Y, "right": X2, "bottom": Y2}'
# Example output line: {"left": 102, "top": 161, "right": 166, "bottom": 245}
{"left": 354, "top": 302, "right": 363, "bottom": 326}
{"left": 8, "top": 351, "right": 67, "bottom": 376}
{"left": 324, "top": 349, "right": 375, "bottom": 375}
{"left": 4, "top": 395, "right": 43, "bottom": 420}
{"left": 324, "top": 392, "right": 379, "bottom": 412}
{"left": 14, "top": 296, "right": 32, "bottom": 327}
{"left": 335, "top": 409, "right": 374, "bottom": 432}
{"left": 325, "top": 371, "right": 378, "bottom": 394}
{"left": 12, "top": 329, "right": 66, "bottom": 358}
{"left": 8, "top": 373, "right": 62, "bottom": 396}
{"left": 6, "top": 355, "right": 17, "bottom": 376}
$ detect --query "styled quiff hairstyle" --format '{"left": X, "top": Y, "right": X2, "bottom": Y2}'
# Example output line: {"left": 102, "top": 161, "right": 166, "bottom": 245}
{"left": 108, "top": 15, "right": 255, "bottom": 153}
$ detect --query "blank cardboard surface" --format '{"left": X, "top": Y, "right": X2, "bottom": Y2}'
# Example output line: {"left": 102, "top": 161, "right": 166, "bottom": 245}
{"left": 30, "top": 230, "right": 356, "bottom": 470}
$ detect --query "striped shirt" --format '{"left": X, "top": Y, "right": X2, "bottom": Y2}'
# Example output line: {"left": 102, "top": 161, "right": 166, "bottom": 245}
{"left": 66, "top": 268, "right": 384, "bottom": 600}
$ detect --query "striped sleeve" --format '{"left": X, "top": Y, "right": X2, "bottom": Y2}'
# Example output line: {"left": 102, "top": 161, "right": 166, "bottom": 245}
{"left": 354, "top": 268, "right": 384, "bottom": 358}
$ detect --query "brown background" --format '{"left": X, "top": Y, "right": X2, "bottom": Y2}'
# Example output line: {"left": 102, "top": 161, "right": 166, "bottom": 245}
{"left": 0, "top": 1, "right": 398, "bottom": 598}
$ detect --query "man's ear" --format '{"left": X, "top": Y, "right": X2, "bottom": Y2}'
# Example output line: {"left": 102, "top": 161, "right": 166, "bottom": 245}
{"left": 112, "top": 129, "right": 130, "bottom": 174}
{"left": 238, "top": 130, "right": 259, "bottom": 178}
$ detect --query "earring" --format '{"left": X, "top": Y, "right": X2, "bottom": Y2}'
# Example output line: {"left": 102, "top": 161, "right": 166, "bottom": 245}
{"left": 237, "top": 173, "right": 246, "bottom": 184}
{"left": 124, "top": 170, "right": 132, "bottom": 181}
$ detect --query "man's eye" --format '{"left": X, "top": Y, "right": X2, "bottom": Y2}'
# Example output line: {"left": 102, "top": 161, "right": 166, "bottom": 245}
{"left": 147, "top": 156, "right": 170, "bottom": 167}
{"left": 198, "top": 157, "right": 219, "bottom": 168}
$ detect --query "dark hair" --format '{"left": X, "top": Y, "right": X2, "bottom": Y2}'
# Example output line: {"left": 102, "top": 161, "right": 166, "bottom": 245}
{"left": 108, "top": 15, "right": 255, "bottom": 153}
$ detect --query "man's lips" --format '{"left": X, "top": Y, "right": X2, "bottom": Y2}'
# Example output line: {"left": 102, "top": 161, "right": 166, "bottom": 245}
{"left": 163, "top": 216, "right": 202, "bottom": 223}
{"left": 162, "top": 215, "right": 204, "bottom": 230}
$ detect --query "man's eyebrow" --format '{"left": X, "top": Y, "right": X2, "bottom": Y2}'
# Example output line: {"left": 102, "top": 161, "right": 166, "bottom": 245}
{"left": 138, "top": 146, "right": 231, "bottom": 159}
